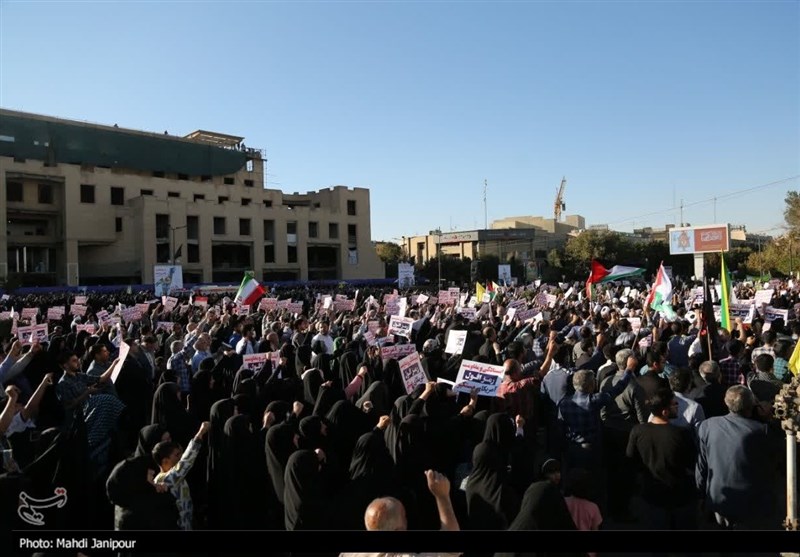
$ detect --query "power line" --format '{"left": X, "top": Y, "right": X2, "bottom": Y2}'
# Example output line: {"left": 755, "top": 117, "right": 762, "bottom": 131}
{"left": 605, "top": 175, "right": 800, "bottom": 227}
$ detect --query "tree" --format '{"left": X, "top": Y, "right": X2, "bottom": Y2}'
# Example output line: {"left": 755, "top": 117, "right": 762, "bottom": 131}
{"left": 374, "top": 242, "right": 404, "bottom": 263}
{"left": 784, "top": 191, "right": 800, "bottom": 233}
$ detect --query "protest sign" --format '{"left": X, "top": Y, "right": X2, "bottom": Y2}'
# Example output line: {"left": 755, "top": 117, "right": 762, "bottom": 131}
{"left": 754, "top": 289, "right": 774, "bottom": 307}
{"left": 416, "top": 294, "right": 429, "bottom": 305}
{"left": 458, "top": 307, "right": 477, "bottom": 321}
{"left": 47, "top": 307, "right": 65, "bottom": 321}
{"left": 121, "top": 307, "right": 143, "bottom": 323}
{"left": 193, "top": 296, "right": 208, "bottom": 307}
{"left": 385, "top": 302, "right": 400, "bottom": 317}
{"left": 243, "top": 353, "right": 269, "bottom": 372}
{"left": 136, "top": 303, "right": 151, "bottom": 315}
{"left": 381, "top": 343, "right": 417, "bottom": 364}
{"left": 163, "top": 296, "right": 179, "bottom": 312}
{"left": 444, "top": 330, "right": 467, "bottom": 355}
{"left": 388, "top": 316, "right": 414, "bottom": 338}
{"left": 516, "top": 308, "right": 539, "bottom": 323}
{"left": 17, "top": 324, "right": 48, "bottom": 345}
{"left": 334, "top": 300, "right": 355, "bottom": 312}
{"left": 628, "top": 317, "right": 642, "bottom": 335}
{"left": 70, "top": 304, "right": 87, "bottom": 317}
{"left": 364, "top": 331, "right": 377, "bottom": 346}
{"left": 260, "top": 298, "right": 278, "bottom": 311}
{"left": 453, "top": 360, "right": 505, "bottom": 397}
{"left": 155, "top": 322, "right": 174, "bottom": 333}
{"left": 398, "top": 352, "right": 428, "bottom": 395}
{"left": 110, "top": 341, "right": 131, "bottom": 383}
{"left": 367, "top": 321, "right": 380, "bottom": 334}
{"left": 74, "top": 295, "right": 88, "bottom": 305}
{"left": 764, "top": 306, "right": 789, "bottom": 323}
{"left": 287, "top": 302, "right": 304, "bottom": 314}
{"left": 21, "top": 308, "right": 38, "bottom": 320}
{"left": 75, "top": 324, "right": 96, "bottom": 334}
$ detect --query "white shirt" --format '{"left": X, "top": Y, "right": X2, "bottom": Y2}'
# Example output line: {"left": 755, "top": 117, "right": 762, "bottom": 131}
{"left": 312, "top": 333, "right": 335, "bottom": 354}
{"left": 4, "top": 412, "right": 36, "bottom": 437}
{"left": 648, "top": 392, "right": 705, "bottom": 432}
{"left": 236, "top": 337, "right": 255, "bottom": 355}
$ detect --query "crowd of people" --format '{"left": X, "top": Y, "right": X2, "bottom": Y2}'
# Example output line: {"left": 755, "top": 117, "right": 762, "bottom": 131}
{"left": 0, "top": 276, "right": 794, "bottom": 556}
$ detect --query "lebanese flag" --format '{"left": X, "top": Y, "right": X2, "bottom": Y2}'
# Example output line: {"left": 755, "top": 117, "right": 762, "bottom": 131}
{"left": 235, "top": 272, "right": 266, "bottom": 306}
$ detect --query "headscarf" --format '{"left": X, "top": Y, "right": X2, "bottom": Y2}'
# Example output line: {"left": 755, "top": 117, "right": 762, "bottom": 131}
{"left": 135, "top": 424, "right": 169, "bottom": 458}
{"left": 221, "top": 414, "right": 269, "bottom": 528}
{"left": 465, "top": 442, "right": 520, "bottom": 530}
{"left": 283, "top": 449, "right": 327, "bottom": 530}
{"left": 265, "top": 420, "right": 298, "bottom": 506}
{"left": 507, "top": 480, "right": 577, "bottom": 531}
{"left": 151, "top": 382, "right": 195, "bottom": 448}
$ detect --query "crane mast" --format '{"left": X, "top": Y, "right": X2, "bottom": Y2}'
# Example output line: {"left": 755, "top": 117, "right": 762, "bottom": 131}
{"left": 554, "top": 177, "right": 567, "bottom": 221}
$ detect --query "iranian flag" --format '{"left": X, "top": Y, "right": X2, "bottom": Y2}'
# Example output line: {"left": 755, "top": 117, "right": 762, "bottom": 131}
{"left": 646, "top": 262, "right": 677, "bottom": 320}
{"left": 234, "top": 271, "right": 266, "bottom": 306}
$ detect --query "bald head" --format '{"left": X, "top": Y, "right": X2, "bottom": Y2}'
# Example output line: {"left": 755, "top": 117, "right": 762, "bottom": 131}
{"left": 364, "top": 497, "right": 407, "bottom": 531}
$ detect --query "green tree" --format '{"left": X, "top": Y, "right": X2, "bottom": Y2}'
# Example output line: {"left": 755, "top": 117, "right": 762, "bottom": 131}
{"left": 784, "top": 191, "right": 800, "bottom": 233}
{"left": 374, "top": 242, "right": 404, "bottom": 263}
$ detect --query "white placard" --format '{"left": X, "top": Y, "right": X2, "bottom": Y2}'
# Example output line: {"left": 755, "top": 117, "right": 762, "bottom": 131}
{"left": 388, "top": 316, "right": 414, "bottom": 338}
{"left": 444, "top": 330, "right": 468, "bottom": 355}
{"left": 398, "top": 352, "right": 428, "bottom": 395}
{"left": 380, "top": 343, "right": 417, "bottom": 364}
{"left": 454, "top": 360, "right": 505, "bottom": 397}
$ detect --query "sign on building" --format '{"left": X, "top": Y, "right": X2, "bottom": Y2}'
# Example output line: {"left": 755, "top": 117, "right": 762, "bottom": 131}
{"left": 668, "top": 224, "right": 730, "bottom": 255}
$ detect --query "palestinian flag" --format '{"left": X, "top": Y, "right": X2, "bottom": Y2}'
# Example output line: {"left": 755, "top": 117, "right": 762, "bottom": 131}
{"left": 720, "top": 252, "right": 732, "bottom": 330}
{"left": 234, "top": 271, "right": 266, "bottom": 306}
{"left": 587, "top": 259, "right": 646, "bottom": 284}
{"left": 646, "top": 262, "right": 677, "bottom": 320}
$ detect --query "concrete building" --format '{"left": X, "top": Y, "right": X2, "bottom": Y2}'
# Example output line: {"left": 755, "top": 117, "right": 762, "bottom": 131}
{"left": 0, "top": 109, "right": 383, "bottom": 287}
{"left": 490, "top": 214, "right": 586, "bottom": 239}
{"left": 405, "top": 228, "right": 545, "bottom": 265}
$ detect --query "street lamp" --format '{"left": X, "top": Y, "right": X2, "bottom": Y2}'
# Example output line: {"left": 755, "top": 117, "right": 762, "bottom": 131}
{"left": 171, "top": 225, "right": 187, "bottom": 264}
{"left": 430, "top": 228, "right": 442, "bottom": 287}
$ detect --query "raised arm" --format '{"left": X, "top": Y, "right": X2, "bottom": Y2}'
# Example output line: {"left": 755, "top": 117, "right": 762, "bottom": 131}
{"left": 21, "top": 373, "right": 54, "bottom": 421}
{"left": 426, "top": 470, "right": 459, "bottom": 531}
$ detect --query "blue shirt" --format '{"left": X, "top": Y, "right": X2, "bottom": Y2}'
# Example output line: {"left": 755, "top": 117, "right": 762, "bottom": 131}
{"left": 558, "top": 371, "right": 633, "bottom": 444}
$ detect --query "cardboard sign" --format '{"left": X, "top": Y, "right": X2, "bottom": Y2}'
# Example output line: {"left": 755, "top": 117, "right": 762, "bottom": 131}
{"left": 74, "top": 296, "right": 88, "bottom": 305}
{"left": 47, "top": 307, "right": 65, "bottom": 321}
{"left": 17, "top": 323, "right": 48, "bottom": 345}
{"left": 398, "top": 352, "right": 428, "bottom": 395}
{"left": 70, "top": 304, "right": 88, "bottom": 317}
{"left": 155, "top": 322, "right": 175, "bottom": 333}
{"left": 110, "top": 341, "right": 131, "bottom": 383}
{"left": 444, "top": 330, "right": 467, "bottom": 355}
{"left": 243, "top": 353, "right": 269, "bottom": 372}
{"left": 0, "top": 312, "right": 10, "bottom": 321}
{"left": 75, "top": 324, "right": 96, "bottom": 334}
{"left": 516, "top": 308, "right": 540, "bottom": 323}
{"left": 259, "top": 298, "right": 279, "bottom": 311}
{"left": 287, "top": 302, "right": 304, "bottom": 314}
{"left": 438, "top": 290, "right": 453, "bottom": 305}
{"left": 121, "top": 307, "right": 143, "bottom": 323}
{"left": 454, "top": 360, "right": 505, "bottom": 397}
{"left": 388, "top": 316, "right": 414, "bottom": 339}
{"left": 97, "top": 310, "right": 110, "bottom": 324}
{"left": 334, "top": 300, "right": 355, "bottom": 312}
{"left": 416, "top": 294, "right": 429, "bottom": 305}
{"left": 382, "top": 293, "right": 399, "bottom": 304}
{"left": 367, "top": 321, "right": 380, "bottom": 334}
{"left": 754, "top": 289, "right": 774, "bottom": 307}
{"left": 276, "top": 300, "right": 290, "bottom": 310}
{"left": 385, "top": 302, "right": 400, "bottom": 317}
{"left": 21, "top": 308, "right": 38, "bottom": 320}
{"left": 381, "top": 343, "right": 417, "bottom": 364}
{"left": 364, "top": 331, "right": 377, "bottom": 346}
{"left": 458, "top": 307, "right": 477, "bottom": 321}
{"left": 764, "top": 306, "right": 789, "bottom": 323}
{"left": 163, "top": 296, "right": 179, "bottom": 312}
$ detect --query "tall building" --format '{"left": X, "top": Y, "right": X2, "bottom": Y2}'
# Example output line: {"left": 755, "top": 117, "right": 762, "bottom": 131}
{"left": 0, "top": 109, "right": 384, "bottom": 286}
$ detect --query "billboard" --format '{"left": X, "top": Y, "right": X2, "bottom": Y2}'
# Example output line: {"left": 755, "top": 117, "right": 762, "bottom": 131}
{"left": 154, "top": 265, "right": 183, "bottom": 297}
{"left": 669, "top": 224, "right": 730, "bottom": 255}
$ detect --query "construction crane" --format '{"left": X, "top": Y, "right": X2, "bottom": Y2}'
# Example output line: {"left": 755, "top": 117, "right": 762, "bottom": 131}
{"left": 554, "top": 177, "right": 567, "bottom": 221}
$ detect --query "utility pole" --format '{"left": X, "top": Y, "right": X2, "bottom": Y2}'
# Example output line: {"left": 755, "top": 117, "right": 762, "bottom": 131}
{"left": 483, "top": 180, "right": 488, "bottom": 230}
{"left": 713, "top": 197, "right": 717, "bottom": 222}
{"left": 680, "top": 199, "right": 684, "bottom": 227}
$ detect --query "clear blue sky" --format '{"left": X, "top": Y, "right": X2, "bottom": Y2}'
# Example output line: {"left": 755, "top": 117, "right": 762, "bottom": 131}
{"left": 2, "top": 1, "right": 799, "bottom": 242}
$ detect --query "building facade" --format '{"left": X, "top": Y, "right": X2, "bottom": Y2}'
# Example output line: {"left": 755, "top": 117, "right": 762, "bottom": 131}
{"left": 0, "top": 109, "right": 383, "bottom": 286}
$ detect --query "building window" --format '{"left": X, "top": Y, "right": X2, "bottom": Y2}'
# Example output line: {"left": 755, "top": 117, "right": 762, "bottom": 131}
{"left": 188, "top": 243, "right": 200, "bottom": 263}
{"left": 224, "top": 177, "right": 235, "bottom": 185}
{"left": 246, "top": 160, "right": 254, "bottom": 172}
{"left": 38, "top": 184, "right": 53, "bottom": 204}
{"left": 309, "top": 222, "right": 318, "bottom": 238}
{"left": 328, "top": 223, "right": 339, "bottom": 239}
{"left": 214, "top": 217, "right": 226, "bottom": 235}
{"left": 6, "top": 181, "right": 23, "bottom": 202}
{"left": 153, "top": 171, "right": 165, "bottom": 178}
{"left": 201, "top": 175, "right": 211, "bottom": 182}
{"left": 177, "top": 173, "right": 189, "bottom": 181}
{"left": 263, "top": 200, "right": 273, "bottom": 208}
{"left": 156, "top": 214, "right": 170, "bottom": 239}
{"left": 168, "top": 191, "right": 180, "bottom": 198}
{"left": 141, "top": 189, "right": 154, "bottom": 196}
{"left": 187, "top": 216, "right": 199, "bottom": 240}
{"left": 244, "top": 179, "right": 254, "bottom": 187}
{"left": 241, "top": 198, "right": 251, "bottom": 206}
{"left": 348, "top": 224, "right": 357, "bottom": 246}
{"left": 80, "top": 184, "right": 95, "bottom": 204}
{"left": 194, "top": 194, "right": 205, "bottom": 202}
{"left": 218, "top": 196, "right": 228, "bottom": 204}
{"left": 264, "top": 220, "right": 275, "bottom": 263}
{"left": 288, "top": 245, "right": 297, "bottom": 264}
{"left": 115, "top": 217, "right": 123, "bottom": 233}
{"left": 347, "top": 200, "right": 357, "bottom": 216}
{"left": 156, "top": 243, "right": 170, "bottom": 263}
{"left": 240, "top": 218, "right": 251, "bottom": 236}
{"left": 110, "top": 186, "right": 124, "bottom": 206}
